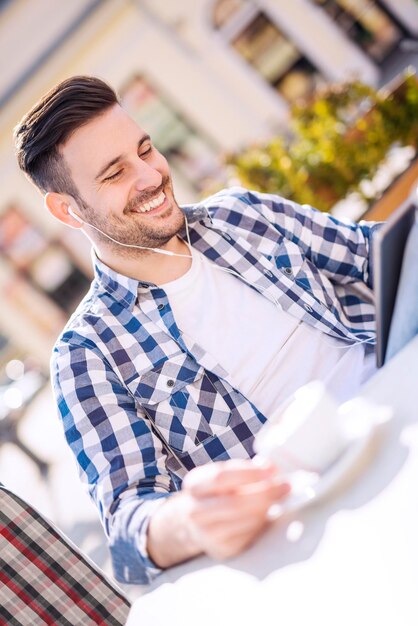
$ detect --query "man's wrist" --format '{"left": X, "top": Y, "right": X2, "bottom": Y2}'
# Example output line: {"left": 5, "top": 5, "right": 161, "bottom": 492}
{"left": 147, "top": 492, "right": 203, "bottom": 569}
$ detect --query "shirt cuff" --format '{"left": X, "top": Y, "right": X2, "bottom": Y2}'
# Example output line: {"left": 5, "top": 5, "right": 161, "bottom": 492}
{"left": 109, "top": 492, "right": 171, "bottom": 585}
{"left": 134, "top": 496, "right": 169, "bottom": 582}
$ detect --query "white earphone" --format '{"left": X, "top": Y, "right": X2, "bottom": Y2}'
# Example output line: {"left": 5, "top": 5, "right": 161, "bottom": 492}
{"left": 68, "top": 206, "right": 83, "bottom": 223}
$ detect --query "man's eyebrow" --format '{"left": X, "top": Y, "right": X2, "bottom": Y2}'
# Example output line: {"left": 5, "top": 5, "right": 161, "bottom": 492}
{"left": 95, "top": 134, "right": 151, "bottom": 180}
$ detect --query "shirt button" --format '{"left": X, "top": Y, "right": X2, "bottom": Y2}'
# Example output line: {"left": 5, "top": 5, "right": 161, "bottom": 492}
{"left": 141, "top": 284, "right": 149, "bottom": 289}
{"left": 223, "top": 233, "right": 232, "bottom": 241}
{"left": 157, "top": 303, "right": 165, "bottom": 311}
{"left": 167, "top": 379, "right": 175, "bottom": 388}
{"left": 304, "top": 303, "right": 313, "bottom": 313}
{"left": 264, "top": 269, "right": 273, "bottom": 278}
{"left": 283, "top": 267, "right": 293, "bottom": 276}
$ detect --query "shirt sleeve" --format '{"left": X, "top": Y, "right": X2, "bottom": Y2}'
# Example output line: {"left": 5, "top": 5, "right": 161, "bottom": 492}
{"left": 232, "top": 187, "right": 383, "bottom": 289}
{"left": 51, "top": 338, "right": 175, "bottom": 585}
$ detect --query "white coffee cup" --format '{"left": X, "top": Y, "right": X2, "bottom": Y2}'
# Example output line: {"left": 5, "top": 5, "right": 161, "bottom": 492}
{"left": 254, "top": 381, "right": 348, "bottom": 474}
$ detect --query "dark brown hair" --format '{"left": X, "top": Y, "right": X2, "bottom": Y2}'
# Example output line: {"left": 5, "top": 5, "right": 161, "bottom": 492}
{"left": 14, "top": 75, "right": 119, "bottom": 195}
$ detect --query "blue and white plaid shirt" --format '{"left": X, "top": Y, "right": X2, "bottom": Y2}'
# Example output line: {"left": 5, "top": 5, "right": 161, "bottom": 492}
{"left": 52, "top": 187, "right": 380, "bottom": 584}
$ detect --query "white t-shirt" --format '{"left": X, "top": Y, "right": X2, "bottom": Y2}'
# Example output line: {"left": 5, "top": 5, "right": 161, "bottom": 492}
{"left": 160, "top": 245, "right": 376, "bottom": 420}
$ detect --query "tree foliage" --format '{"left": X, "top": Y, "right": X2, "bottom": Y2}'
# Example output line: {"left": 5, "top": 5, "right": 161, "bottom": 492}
{"left": 226, "top": 73, "right": 418, "bottom": 212}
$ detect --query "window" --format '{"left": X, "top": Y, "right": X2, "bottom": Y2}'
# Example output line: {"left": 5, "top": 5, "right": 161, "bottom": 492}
{"left": 213, "top": 0, "right": 247, "bottom": 28}
{"left": 313, "top": 0, "right": 403, "bottom": 62}
{"left": 213, "top": 1, "right": 324, "bottom": 103}
{"left": 120, "top": 76, "right": 223, "bottom": 195}
{"left": 0, "top": 206, "right": 90, "bottom": 314}
{"left": 233, "top": 12, "right": 323, "bottom": 102}
{"left": 27, "top": 243, "right": 90, "bottom": 314}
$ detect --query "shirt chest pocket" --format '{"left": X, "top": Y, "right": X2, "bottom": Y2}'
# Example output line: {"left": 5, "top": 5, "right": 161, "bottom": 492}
{"left": 272, "top": 243, "right": 335, "bottom": 307}
{"left": 128, "top": 354, "right": 232, "bottom": 454}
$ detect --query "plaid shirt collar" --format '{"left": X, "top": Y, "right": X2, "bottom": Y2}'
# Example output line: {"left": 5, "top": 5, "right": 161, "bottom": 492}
{"left": 92, "top": 204, "right": 217, "bottom": 312}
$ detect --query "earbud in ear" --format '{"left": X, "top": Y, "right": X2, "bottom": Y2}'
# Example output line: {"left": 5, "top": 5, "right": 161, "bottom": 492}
{"left": 68, "top": 206, "right": 83, "bottom": 224}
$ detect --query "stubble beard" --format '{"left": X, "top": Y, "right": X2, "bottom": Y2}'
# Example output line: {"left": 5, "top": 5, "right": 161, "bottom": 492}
{"left": 76, "top": 176, "right": 185, "bottom": 257}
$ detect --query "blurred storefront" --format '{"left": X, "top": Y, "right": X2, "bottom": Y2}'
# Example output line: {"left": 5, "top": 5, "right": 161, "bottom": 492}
{"left": 0, "top": 0, "right": 417, "bottom": 370}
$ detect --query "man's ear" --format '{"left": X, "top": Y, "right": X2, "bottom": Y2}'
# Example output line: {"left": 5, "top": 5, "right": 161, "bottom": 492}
{"left": 44, "top": 192, "right": 83, "bottom": 229}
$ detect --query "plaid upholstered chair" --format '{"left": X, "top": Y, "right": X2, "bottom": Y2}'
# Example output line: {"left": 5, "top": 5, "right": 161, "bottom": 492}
{"left": 0, "top": 484, "right": 131, "bottom": 625}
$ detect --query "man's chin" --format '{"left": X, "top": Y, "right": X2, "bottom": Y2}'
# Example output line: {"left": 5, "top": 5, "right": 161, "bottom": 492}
{"left": 127, "top": 210, "right": 185, "bottom": 247}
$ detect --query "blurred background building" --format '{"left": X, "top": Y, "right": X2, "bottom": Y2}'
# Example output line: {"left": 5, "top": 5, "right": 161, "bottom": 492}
{"left": 0, "top": 0, "right": 417, "bottom": 590}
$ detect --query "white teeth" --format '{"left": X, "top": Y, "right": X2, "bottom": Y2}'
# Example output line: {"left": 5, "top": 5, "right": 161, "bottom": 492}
{"left": 135, "top": 191, "right": 165, "bottom": 213}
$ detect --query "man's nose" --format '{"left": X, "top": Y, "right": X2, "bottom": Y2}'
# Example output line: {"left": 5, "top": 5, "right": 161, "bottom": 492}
{"left": 132, "top": 158, "right": 162, "bottom": 193}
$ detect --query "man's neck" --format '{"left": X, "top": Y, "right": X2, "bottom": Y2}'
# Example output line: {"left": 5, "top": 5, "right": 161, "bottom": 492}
{"left": 96, "top": 236, "right": 192, "bottom": 285}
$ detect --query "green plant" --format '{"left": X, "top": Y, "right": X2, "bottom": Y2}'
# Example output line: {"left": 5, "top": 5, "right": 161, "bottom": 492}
{"left": 225, "top": 73, "right": 418, "bottom": 212}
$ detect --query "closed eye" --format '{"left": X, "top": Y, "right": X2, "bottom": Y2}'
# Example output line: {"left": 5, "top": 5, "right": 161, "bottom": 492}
{"left": 102, "top": 143, "right": 153, "bottom": 181}
{"left": 139, "top": 146, "right": 152, "bottom": 157}
{"left": 104, "top": 169, "right": 123, "bottom": 182}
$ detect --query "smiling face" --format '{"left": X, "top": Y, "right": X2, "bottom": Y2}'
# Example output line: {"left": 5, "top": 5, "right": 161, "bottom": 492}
{"left": 60, "top": 104, "right": 185, "bottom": 255}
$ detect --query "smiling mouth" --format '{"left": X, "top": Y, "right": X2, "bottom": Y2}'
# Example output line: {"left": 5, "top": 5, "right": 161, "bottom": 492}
{"left": 129, "top": 189, "right": 171, "bottom": 215}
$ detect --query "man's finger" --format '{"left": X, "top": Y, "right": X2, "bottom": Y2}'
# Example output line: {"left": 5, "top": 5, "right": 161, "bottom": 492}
{"left": 183, "top": 459, "right": 278, "bottom": 496}
{"left": 188, "top": 481, "right": 291, "bottom": 526}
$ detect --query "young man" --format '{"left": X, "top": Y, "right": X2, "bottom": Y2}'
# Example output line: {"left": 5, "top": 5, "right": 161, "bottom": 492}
{"left": 15, "top": 76, "right": 379, "bottom": 585}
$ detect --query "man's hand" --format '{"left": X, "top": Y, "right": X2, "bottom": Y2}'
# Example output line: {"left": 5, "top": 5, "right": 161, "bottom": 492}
{"left": 182, "top": 460, "right": 290, "bottom": 560}
{"left": 147, "top": 459, "right": 290, "bottom": 568}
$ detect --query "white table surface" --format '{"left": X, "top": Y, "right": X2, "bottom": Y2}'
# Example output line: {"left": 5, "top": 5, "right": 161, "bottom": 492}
{"left": 127, "top": 336, "right": 418, "bottom": 626}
